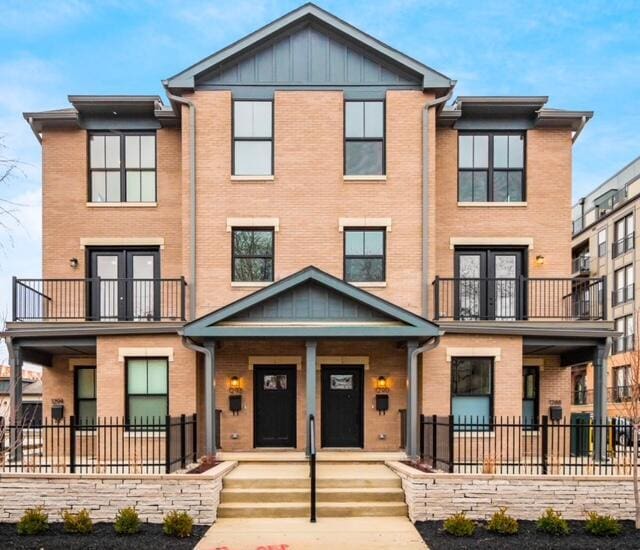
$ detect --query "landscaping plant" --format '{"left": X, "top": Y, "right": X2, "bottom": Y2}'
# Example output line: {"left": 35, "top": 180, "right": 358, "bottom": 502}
{"left": 16, "top": 507, "right": 49, "bottom": 535}
{"left": 536, "top": 508, "right": 570, "bottom": 536}
{"left": 584, "top": 512, "right": 623, "bottom": 536}
{"left": 114, "top": 506, "right": 141, "bottom": 535}
{"left": 486, "top": 507, "right": 519, "bottom": 535}
{"left": 443, "top": 512, "right": 476, "bottom": 537}
{"left": 163, "top": 510, "right": 194, "bottom": 538}
{"left": 62, "top": 509, "right": 93, "bottom": 534}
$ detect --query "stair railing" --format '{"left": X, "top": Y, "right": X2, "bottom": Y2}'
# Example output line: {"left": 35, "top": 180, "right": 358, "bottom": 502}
{"left": 309, "top": 413, "right": 317, "bottom": 523}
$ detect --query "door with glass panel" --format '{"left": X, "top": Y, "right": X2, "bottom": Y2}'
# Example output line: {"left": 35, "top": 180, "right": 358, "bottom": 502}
{"left": 522, "top": 366, "right": 539, "bottom": 430}
{"left": 455, "top": 248, "right": 525, "bottom": 320}
{"left": 89, "top": 248, "right": 159, "bottom": 321}
{"left": 74, "top": 366, "right": 96, "bottom": 428}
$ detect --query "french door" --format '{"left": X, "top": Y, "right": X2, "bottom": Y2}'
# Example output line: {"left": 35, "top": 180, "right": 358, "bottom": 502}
{"left": 89, "top": 248, "right": 160, "bottom": 321}
{"left": 455, "top": 248, "right": 526, "bottom": 320}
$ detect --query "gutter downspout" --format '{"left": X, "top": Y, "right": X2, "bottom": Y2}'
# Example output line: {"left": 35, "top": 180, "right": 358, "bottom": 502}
{"left": 571, "top": 115, "right": 588, "bottom": 144}
{"left": 167, "top": 93, "right": 197, "bottom": 321}
{"left": 422, "top": 87, "right": 455, "bottom": 318}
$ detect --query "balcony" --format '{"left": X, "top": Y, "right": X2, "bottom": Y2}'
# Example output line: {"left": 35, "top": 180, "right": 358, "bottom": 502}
{"left": 12, "top": 277, "right": 186, "bottom": 322}
{"left": 572, "top": 386, "right": 635, "bottom": 406}
{"left": 571, "top": 254, "right": 591, "bottom": 276}
{"left": 433, "top": 276, "right": 606, "bottom": 321}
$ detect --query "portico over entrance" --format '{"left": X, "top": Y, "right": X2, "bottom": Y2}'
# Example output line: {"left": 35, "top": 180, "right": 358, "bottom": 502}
{"left": 181, "top": 266, "right": 441, "bottom": 459}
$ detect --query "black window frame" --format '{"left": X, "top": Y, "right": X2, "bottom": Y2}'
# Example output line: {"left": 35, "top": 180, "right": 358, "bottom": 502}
{"left": 458, "top": 131, "right": 526, "bottom": 202}
{"left": 88, "top": 131, "right": 157, "bottom": 203}
{"left": 344, "top": 99, "right": 386, "bottom": 176}
{"left": 74, "top": 365, "right": 97, "bottom": 430}
{"left": 522, "top": 366, "right": 539, "bottom": 431}
{"left": 615, "top": 314, "right": 635, "bottom": 354}
{"left": 343, "top": 227, "right": 387, "bottom": 283}
{"left": 232, "top": 99, "right": 274, "bottom": 176}
{"left": 572, "top": 371, "right": 588, "bottom": 405}
{"left": 125, "top": 357, "right": 169, "bottom": 430}
{"left": 613, "top": 264, "right": 634, "bottom": 306}
{"left": 231, "top": 227, "right": 275, "bottom": 283}
{"left": 613, "top": 212, "right": 635, "bottom": 257}
{"left": 612, "top": 365, "right": 631, "bottom": 401}
{"left": 450, "top": 356, "right": 494, "bottom": 431}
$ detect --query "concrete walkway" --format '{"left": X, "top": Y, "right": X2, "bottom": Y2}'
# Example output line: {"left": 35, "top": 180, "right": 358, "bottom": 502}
{"left": 195, "top": 517, "right": 428, "bottom": 549}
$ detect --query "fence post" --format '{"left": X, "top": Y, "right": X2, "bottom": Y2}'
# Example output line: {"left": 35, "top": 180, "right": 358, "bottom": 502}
{"left": 431, "top": 414, "right": 438, "bottom": 470}
{"left": 192, "top": 413, "right": 198, "bottom": 463}
{"left": 165, "top": 415, "right": 171, "bottom": 474}
{"left": 180, "top": 277, "right": 186, "bottom": 321}
{"left": 541, "top": 415, "right": 549, "bottom": 475}
{"left": 600, "top": 275, "right": 607, "bottom": 320}
{"left": 11, "top": 276, "right": 17, "bottom": 321}
{"left": 433, "top": 277, "right": 440, "bottom": 320}
{"left": 180, "top": 414, "right": 186, "bottom": 469}
{"left": 447, "top": 415, "right": 454, "bottom": 473}
{"left": 69, "top": 416, "right": 76, "bottom": 474}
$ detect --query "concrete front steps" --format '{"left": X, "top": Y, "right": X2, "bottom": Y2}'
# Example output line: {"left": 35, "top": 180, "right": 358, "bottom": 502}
{"left": 218, "top": 462, "right": 407, "bottom": 518}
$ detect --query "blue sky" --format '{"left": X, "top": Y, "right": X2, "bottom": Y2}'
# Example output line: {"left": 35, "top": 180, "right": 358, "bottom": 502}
{"left": 0, "top": 0, "right": 639, "bottom": 357}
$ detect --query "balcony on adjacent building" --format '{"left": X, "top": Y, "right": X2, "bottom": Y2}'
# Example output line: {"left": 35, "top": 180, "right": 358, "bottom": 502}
{"left": 433, "top": 276, "right": 606, "bottom": 321}
{"left": 12, "top": 277, "right": 187, "bottom": 322}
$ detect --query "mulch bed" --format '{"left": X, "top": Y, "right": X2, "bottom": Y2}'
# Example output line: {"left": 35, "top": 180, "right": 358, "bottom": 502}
{"left": 416, "top": 520, "right": 639, "bottom": 549}
{"left": 0, "top": 522, "right": 208, "bottom": 549}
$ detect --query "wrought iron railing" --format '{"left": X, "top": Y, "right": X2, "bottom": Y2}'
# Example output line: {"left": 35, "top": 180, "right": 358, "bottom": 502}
{"left": 432, "top": 276, "right": 606, "bottom": 321}
{"left": 13, "top": 277, "right": 186, "bottom": 322}
{"left": 612, "top": 233, "right": 635, "bottom": 258}
{"left": 571, "top": 255, "right": 590, "bottom": 275}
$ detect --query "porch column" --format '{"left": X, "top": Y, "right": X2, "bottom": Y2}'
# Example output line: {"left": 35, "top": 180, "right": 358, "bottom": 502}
{"left": 593, "top": 340, "right": 609, "bottom": 461}
{"left": 406, "top": 341, "right": 419, "bottom": 460}
{"left": 8, "top": 341, "right": 23, "bottom": 462}
{"left": 306, "top": 340, "right": 317, "bottom": 455}
{"left": 203, "top": 340, "right": 217, "bottom": 455}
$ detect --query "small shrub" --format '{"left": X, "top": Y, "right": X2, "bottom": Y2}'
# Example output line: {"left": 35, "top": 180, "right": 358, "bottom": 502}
{"left": 17, "top": 507, "right": 49, "bottom": 535}
{"left": 584, "top": 512, "right": 622, "bottom": 537}
{"left": 486, "top": 507, "right": 519, "bottom": 535}
{"left": 62, "top": 509, "right": 93, "bottom": 534}
{"left": 163, "top": 510, "right": 193, "bottom": 538}
{"left": 443, "top": 512, "right": 476, "bottom": 537}
{"left": 114, "top": 506, "right": 141, "bottom": 535}
{"left": 536, "top": 508, "right": 570, "bottom": 536}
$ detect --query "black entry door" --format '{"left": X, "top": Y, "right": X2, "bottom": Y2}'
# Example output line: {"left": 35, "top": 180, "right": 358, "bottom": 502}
{"left": 253, "top": 366, "right": 297, "bottom": 448}
{"left": 321, "top": 366, "right": 363, "bottom": 448}
{"left": 455, "top": 248, "right": 526, "bottom": 320}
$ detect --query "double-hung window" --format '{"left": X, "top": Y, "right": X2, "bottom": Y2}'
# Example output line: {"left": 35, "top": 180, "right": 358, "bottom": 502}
{"left": 613, "top": 365, "right": 631, "bottom": 402}
{"left": 232, "top": 228, "right": 274, "bottom": 282}
{"left": 451, "top": 357, "right": 493, "bottom": 430}
{"left": 233, "top": 100, "right": 273, "bottom": 176}
{"left": 615, "top": 314, "right": 634, "bottom": 354}
{"left": 89, "top": 133, "right": 156, "bottom": 202}
{"left": 458, "top": 133, "right": 525, "bottom": 202}
{"left": 613, "top": 213, "right": 634, "bottom": 257}
{"left": 75, "top": 366, "right": 96, "bottom": 429}
{"left": 614, "top": 265, "right": 634, "bottom": 305}
{"left": 344, "top": 228, "right": 385, "bottom": 282}
{"left": 344, "top": 100, "right": 384, "bottom": 176}
{"left": 597, "top": 229, "right": 607, "bottom": 257}
{"left": 126, "top": 358, "right": 168, "bottom": 428}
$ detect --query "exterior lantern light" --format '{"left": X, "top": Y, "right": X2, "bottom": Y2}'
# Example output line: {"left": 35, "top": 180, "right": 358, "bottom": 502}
{"left": 376, "top": 375, "right": 388, "bottom": 393}
{"left": 229, "top": 376, "right": 242, "bottom": 393}
{"left": 69, "top": 257, "right": 79, "bottom": 269}
{"left": 535, "top": 255, "right": 545, "bottom": 266}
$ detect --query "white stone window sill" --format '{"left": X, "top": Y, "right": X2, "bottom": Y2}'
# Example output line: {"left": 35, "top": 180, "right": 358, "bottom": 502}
{"left": 86, "top": 202, "right": 158, "bottom": 208}
{"left": 343, "top": 175, "right": 387, "bottom": 182}
{"left": 351, "top": 281, "right": 387, "bottom": 288}
{"left": 457, "top": 201, "right": 527, "bottom": 207}
{"left": 231, "top": 175, "right": 274, "bottom": 182}
{"left": 231, "top": 281, "right": 272, "bottom": 288}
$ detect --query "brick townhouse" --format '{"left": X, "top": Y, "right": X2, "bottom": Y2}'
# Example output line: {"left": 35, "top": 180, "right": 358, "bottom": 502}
{"left": 5, "top": 3, "right": 615, "bottom": 461}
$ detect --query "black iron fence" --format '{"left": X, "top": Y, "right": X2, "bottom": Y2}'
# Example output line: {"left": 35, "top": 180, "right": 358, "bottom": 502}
{"left": 0, "top": 414, "right": 197, "bottom": 474}
{"left": 13, "top": 277, "right": 187, "bottom": 322}
{"left": 421, "top": 415, "right": 636, "bottom": 476}
{"left": 433, "top": 276, "right": 606, "bottom": 321}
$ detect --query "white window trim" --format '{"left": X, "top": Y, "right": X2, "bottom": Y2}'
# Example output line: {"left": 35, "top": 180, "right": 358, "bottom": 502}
{"left": 343, "top": 175, "right": 387, "bottom": 182}
{"left": 231, "top": 281, "right": 271, "bottom": 288}
{"left": 351, "top": 281, "right": 387, "bottom": 288}
{"left": 118, "top": 347, "right": 174, "bottom": 362}
{"left": 226, "top": 218, "right": 279, "bottom": 232}
{"left": 86, "top": 202, "right": 157, "bottom": 208}
{"left": 230, "top": 175, "right": 275, "bottom": 182}
{"left": 317, "top": 356, "right": 370, "bottom": 370}
{"left": 449, "top": 237, "right": 533, "bottom": 250}
{"left": 80, "top": 237, "right": 165, "bottom": 249}
{"left": 339, "top": 217, "right": 392, "bottom": 232}
{"left": 446, "top": 347, "right": 501, "bottom": 362}
{"left": 457, "top": 202, "right": 527, "bottom": 207}
{"left": 248, "top": 356, "right": 302, "bottom": 370}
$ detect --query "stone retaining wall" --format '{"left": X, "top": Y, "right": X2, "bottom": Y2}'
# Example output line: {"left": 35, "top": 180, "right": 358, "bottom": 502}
{"left": 0, "top": 461, "right": 236, "bottom": 524}
{"left": 387, "top": 461, "right": 635, "bottom": 522}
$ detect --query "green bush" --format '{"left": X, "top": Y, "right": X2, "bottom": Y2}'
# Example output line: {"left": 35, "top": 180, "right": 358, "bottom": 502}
{"left": 163, "top": 510, "right": 193, "bottom": 538}
{"left": 62, "top": 509, "right": 93, "bottom": 534}
{"left": 443, "top": 512, "right": 476, "bottom": 537}
{"left": 114, "top": 507, "right": 141, "bottom": 535}
{"left": 584, "top": 512, "right": 622, "bottom": 537}
{"left": 17, "top": 507, "right": 49, "bottom": 535}
{"left": 486, "top": 507, "right": 519, "bottom": 535}
{"left": 536, "top": 508, "right": 570, "bottom": 536}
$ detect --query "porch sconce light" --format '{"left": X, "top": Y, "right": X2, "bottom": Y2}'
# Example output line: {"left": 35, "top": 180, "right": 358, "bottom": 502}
{"left": 376, "top": 376, "right": 389, "bottom": 393}
{"left": 535, "top": 255, "right": 545, "bottom": 267}
{"left": 228, "top": 376, "right": 243, "bottom": 415}
{"left": 229, "top": 376, "right": 242, "bottom": 394}
{"left": 69, "top": 257, "right": 79, "bottom": 269}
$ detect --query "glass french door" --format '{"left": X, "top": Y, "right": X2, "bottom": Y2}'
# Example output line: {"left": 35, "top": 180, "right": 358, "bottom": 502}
{"left": 89, "top": 248, "right": 159, "bottom": 321}
{"left": 455, "top": 248, "right": 525, "bottom": 320}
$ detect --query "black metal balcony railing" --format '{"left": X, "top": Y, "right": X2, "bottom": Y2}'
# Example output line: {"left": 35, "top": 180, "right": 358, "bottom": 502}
{"left": 571, "top": 255, "right": 590, "bottom": 275}
{"left": 613, "top": 335, "right": 635, "bottom": 355}
{"left": 612, "top": 233, "right": 635, "bottom": 258}
{"left": 13, "top": 277, "right": 186, "bottom": 322}
{"left": 572, "top": 386, "right": 635, "bottom": 406}
{"left": 433, "top": 276, "right": 606, "bottom": 321}
{"left": 612, "top": 284, "right": 635, "bottom": 306}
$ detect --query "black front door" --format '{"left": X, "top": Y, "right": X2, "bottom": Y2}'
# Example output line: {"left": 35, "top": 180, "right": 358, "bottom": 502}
{"left": 321, "top": 366, "right": 363, "bottom": 448}
{"left": 253, "top": 366, "right": 297, "bottom": 448}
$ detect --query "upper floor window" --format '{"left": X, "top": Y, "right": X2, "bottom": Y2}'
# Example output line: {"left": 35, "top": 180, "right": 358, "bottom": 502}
{"left": 597, "top": 229, "right": 607, "bottom": 257}
{"left": 458, "top": 133, "right": 525, "bottom": 202}
{"left": 232, "top": 228, "right": 274, "bottom": 282}
{"left": 615, "top": 313, "right": 634, "bottom": 354}
{"left": 613, "top": 212, "right": 634, "bottom": 257}
{"left": 344, "top": 228, "right": 385, "bottom": 282}
{"left": 89, "top": 133, "right": 156, "bottom": 202}
{"left": 344, "top": 100, "right": 384, "bottom": 176}
{"left": 233, "top": 100, "right": 273, "bottom": 176}
{"left": 613, "top": 264, "right": 634, "bottom": 306}
{"left": 613, "top": 365, "right": 631, "bottom": 401}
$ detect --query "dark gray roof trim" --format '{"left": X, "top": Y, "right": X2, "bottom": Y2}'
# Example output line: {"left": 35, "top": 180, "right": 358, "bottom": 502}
{"left": 438, "top": 320, "right": 615, "bottom": 340}
{"left": 164, "top": 3, "right": 453, "bottom": 92}
{"left": 3, "top": 322, "right": 184, "bottom": 340}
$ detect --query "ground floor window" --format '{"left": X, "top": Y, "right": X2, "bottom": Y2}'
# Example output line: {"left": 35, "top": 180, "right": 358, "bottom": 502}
{"left": 74, "top": 366, "right": 96, "bottom": 428}
{"left": 451, "top": 357, "right": 493, "bottom": 430}
{"left": 522, "top": 366, "right": 539, "bottom": 430}
{"left": 126, "top": 358, "right": 168, "bottom": 428}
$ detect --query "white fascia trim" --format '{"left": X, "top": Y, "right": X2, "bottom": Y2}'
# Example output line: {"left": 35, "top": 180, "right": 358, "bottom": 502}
{"left": 231, "top": 281, "right": 272, "bottom": 288}
{"left": 80, "top": 237, "right": 165, "bottom": 249}
{"left": 118, "top": 347, "right": 174, "bottom": 362}
{"left": 226, "top": 217, "right": 280, "bottom": 232}
{"left": 449, "top": 237, "right": 533, "bottom": 250}
{"left": 446, "top": 347, "right": 502, "bottom": 362}
{"left": 339, "top": 218, "right": 392, "bottom": 232}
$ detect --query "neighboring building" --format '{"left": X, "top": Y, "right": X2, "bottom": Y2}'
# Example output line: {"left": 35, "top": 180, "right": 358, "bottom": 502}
{"left": 0, "top": 366, "right": 42, "bottom": 426}
{"left": 5, "top": 4, "right": 614, "bottom": 460}
{"left": 571, "top": 156, "right": 640, "bottom": 419}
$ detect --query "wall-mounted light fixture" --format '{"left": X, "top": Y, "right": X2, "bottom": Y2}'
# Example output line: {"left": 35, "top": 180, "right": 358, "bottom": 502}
{"left": 69, "top": 257, "right": 79, "bottom": 269}
{"left": 375, "top": 376, "right": 389, "bottom": 415}
{"left": 229, "top": 376, "right": 242, "bottom": 394}
{"left": 376, "top": 375, "right": 389, "bottom": 393}
{"left": 535, "top": 255, "right": 545, "bottom": 267}
{"left": 228, "top": 376, "right": 242, "bottom": 415}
